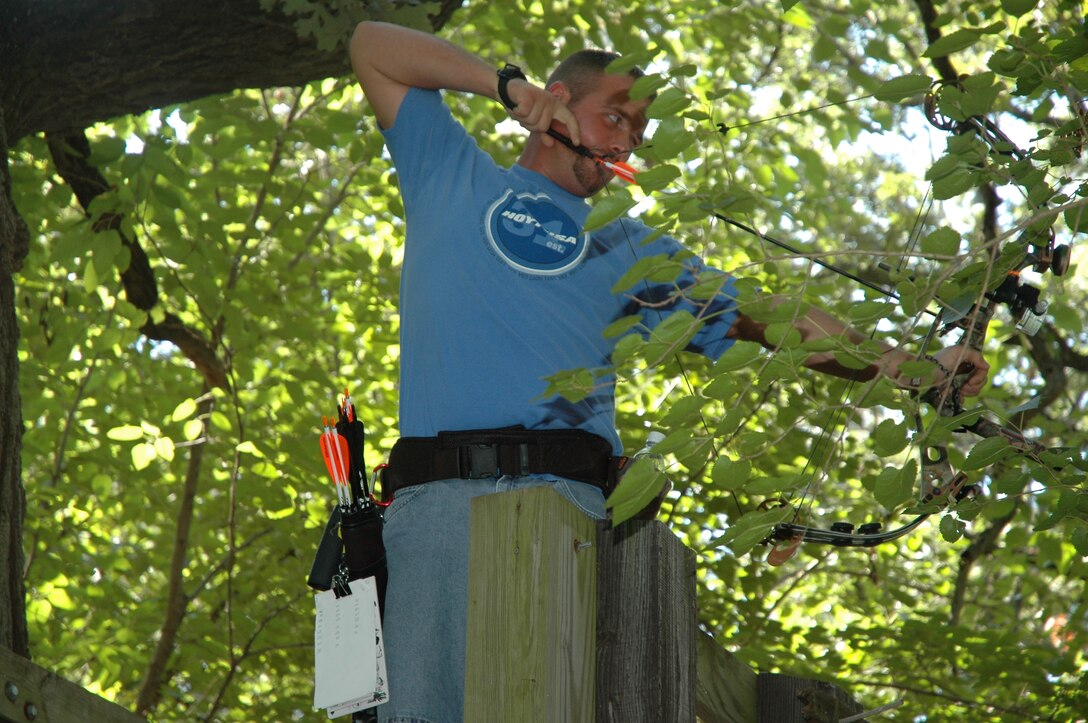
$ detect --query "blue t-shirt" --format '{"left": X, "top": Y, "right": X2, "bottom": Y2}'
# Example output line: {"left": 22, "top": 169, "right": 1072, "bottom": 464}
{"left": 383, "top": 88, "right": 738, "bottom": 453}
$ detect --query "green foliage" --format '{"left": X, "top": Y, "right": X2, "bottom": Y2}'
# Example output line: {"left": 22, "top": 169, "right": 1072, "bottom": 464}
{"left": 12, "top": 1, "right": 1088, "bottom": 721}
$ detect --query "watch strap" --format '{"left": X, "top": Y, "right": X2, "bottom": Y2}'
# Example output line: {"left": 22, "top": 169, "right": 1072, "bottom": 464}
{"left": 497, "top": 63, "right": 527, "bottom": 110}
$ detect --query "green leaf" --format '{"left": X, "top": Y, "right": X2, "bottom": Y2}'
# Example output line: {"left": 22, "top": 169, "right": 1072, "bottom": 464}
{"left": 962, "top": 436, "right": 1014, "bottom": 471}
{"left": 607, "top": 48, "right": 662, "bottom": 75}
{"left": 583, "top": 188, "right": 636, "bottom": 233}
{"left": 710, "top": 506, "right": 793, "bottom": 556}
{"left": 873, "top": 419, "right": 910, "bottom": 457}
{"left": 763, "top": 322, "right": 802, "bottom": 348}
{"left": 714, "top": 341, "right": 763, "bottom": 372}
{"left": 1053, "top": 36, "right": 1088, "bottom": 65}
{"left": 171, "top": 398, "right": 198, "bottom": 422}
{"left": 107, "top": 425, "right": 145, "bottom": 441}
{"left": 939, "top": 514, "right": 967, "bottom": 542}
{"left": 131, "top": 442, "right": 156, "bottom": 471}
{"left": 649, "top": 429, "right": 692, "bottom": 458}
{"left": 83, "top": 257, "right": 99, "bottom": 293}
{"left": 846, "top": 301, "right": 895, "bottom": 325}
{"left": 183, "top": 419, "right": 204, "bottom": 441}
{"left": 1000, "top": 0, "right": 1037, "bottom": 15}
{"left": 612, "top": 253, "right": 682, "bottom": 293}
{"left": 875, "top": 74, "right": 932, "bottom": 102}
{"left": 746, "top": 473, "right": 807, "bottom": 496}
{"left": 88, "top": 136, "right": 127, "bottom": 166}
{"left": 603, "top": 314, "right": 643, "bottom": 339}
{"left": 829, "top": 348, "right": 871, "bottom": 371}
{"left": 154, "top": 437, "right": 175, "bottom": 462}
{"left": 923, "top": 29, "right": 983, "bottom": 58}
{"left": 634, "top": 164, "right": 681, "bottom": 192}
{"left": 661, "top": 394, "right": 706, "bottom": 428}
{"left": 711, "top": 457, "right": 752, "bottom": 491}
{"left": 921, "top": 226, "right": 962, "bottom": 256}
{"left": 541, "top": 367, "right": 596, "bottom": 403}
{"left": 649, "top": 117, "right": 694, "bottom": 159}
{"left": 606, "top": 457, "right": 667, "bottom": 526}
{"left": 628, "top": 73, "right": 669, "bottom": 101}
{"left": 932, "top": 168, "right": 978, "bottom": 200}
{"left": 645, "top": 310, "right": 701, "bottom": 360}
{"left": 1072, "top": 527, "right": 1088, "bottom": 556}
{"left": 647, "top": 87, "right": 692, "bottom": 119}
{"left": 874, "top": 461, "right": 916, "bottom": 510}
{"left": 1063, "top": 204, "right": 1088, "bottom": 234}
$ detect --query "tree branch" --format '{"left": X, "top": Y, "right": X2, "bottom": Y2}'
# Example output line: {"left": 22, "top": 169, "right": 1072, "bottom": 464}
{"left": 135, "top": 392, "right": 214, "bottom": 716}
{"left": 45, "top": 128, "right": 231, "bottom": 391}
{"left": 2, "top": 0, "right": 466, "bottom": 144}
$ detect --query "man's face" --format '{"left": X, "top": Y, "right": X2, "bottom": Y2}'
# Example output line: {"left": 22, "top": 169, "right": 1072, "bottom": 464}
{"left": 564, "top": 73, "right": 649, "bottom": 196}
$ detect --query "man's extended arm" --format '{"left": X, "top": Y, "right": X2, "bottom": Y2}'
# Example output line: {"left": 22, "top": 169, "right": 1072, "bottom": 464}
{"left": 350, "top": 21, "right": 580, "bottom": 144}
{"left": 729, "top": 298, "right": 990, "bottom": 395}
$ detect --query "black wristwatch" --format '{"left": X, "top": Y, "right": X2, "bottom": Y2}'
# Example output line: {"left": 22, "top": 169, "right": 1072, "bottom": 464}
{"left": 497, "top": 63, "right": 527, "bottom": 110}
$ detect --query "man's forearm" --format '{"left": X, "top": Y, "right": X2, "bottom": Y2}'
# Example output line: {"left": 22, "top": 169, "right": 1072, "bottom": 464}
{"left": 730, "top": 299, "right": 909, "bottom": 383}
{"left": 350, "top": 21, "right": 501, "bottom": 127}
{"left": 791, "top": 306, "right": 909, "bottom": 382}
{"left": 352, "top": 21, "right": 498, "bottom": 96}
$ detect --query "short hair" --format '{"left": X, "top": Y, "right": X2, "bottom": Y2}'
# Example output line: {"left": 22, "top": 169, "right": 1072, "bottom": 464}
{"left": 546, "top": 50, "right": 645, "bottom": 103}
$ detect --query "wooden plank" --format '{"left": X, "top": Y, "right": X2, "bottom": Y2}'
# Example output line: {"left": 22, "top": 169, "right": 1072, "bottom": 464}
{"left": 0, "top": 646, "right": 144, "bottom": 723}
{"left": 757, "top": 673, "right": 864, "bottom": 722}
{"left": 464, "top": 487, "right": 597, "bottom": 723}
{"left": 695, "top": 632, "right": 757, "bottom": 723}
{"left": 595, "top": 519, "right": 696, "bottom": 723}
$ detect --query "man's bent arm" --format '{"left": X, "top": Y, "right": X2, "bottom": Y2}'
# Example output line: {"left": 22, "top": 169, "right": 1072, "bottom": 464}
{"left": 350, "top": 21, "right": 580, "bottom": 142}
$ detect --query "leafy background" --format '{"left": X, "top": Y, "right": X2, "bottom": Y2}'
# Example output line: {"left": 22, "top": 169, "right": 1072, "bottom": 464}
{"left": 11, "top": 0, "right": 1088, "bottom": 720}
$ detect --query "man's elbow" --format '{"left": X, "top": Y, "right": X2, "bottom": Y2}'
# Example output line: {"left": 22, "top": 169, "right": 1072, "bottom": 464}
{"left": 350, "top": 22, "right": 375, "bottom": 71}
{"left": 350, "top": 21, "right": 393, "bottom": 78}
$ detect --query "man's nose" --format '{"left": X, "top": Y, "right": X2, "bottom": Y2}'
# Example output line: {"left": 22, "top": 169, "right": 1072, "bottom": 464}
{"left": 608, "top": 138, "right": 629, "bottom": 159}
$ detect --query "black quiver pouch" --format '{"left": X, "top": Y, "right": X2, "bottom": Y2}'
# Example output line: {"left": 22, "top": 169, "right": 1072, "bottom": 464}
{"left": 307, "top": 503, "right": 387, "bottom": 619}
{"left": 340, "top": 502, "right": 387, "bottom": 615}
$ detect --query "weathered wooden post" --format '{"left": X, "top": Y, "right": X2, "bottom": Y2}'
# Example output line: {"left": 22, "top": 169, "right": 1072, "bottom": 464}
{"left": 595, "top": 518, "right": 697, "bottom": 722}
{"left": 463, "top": 486, "right": 597, "bottom": 722}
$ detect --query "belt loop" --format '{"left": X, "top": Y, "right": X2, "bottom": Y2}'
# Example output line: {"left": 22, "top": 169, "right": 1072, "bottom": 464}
{"left": 518, "top": 442, "right": 530, "bottom": 475}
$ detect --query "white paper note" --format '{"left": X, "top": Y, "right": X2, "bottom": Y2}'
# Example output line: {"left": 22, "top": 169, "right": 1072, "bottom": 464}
{"left": 313, "top": 577, "right": 388, "bottom": 717}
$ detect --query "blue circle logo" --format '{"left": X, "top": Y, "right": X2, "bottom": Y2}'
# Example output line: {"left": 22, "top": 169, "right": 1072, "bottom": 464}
{"left": 485, "top": 190, "right": 588, "bottom": 275}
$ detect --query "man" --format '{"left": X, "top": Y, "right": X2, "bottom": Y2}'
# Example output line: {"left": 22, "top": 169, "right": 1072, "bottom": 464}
{"left": 349, "top": 21, "right": 988, "bottom": 723}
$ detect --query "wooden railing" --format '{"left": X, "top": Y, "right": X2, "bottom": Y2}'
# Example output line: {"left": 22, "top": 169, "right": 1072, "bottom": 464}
{"left": 0, "top": 646, "right": 143, "bottom": 723}
{"left": 463, "top": 487, "right": 864, "bottom": 723}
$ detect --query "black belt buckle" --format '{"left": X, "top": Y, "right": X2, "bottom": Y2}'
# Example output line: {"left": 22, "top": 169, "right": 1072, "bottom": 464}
{"left": 459, "top": 443, "right": 500, "bottom": 479}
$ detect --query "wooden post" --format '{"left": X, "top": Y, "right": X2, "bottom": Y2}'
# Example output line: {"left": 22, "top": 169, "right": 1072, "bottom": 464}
{"left": 463, "top": 486, "right": 597, "bottom": 722}
{"left": 695, "top": 632, "right": 757, "bottom": 723}
{"left": 1, "top": 646, "right": 145, "bottom": 722}
{"left": 757, "top": 673, "right": 865, "bottom": 722}
{"left": 595, "top": 519, "right": 697, "bottom": 722}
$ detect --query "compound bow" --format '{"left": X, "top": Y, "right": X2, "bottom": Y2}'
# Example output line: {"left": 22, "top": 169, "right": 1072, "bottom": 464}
{"left": 763, "top": 79, "right": 1072, "bottom": 560}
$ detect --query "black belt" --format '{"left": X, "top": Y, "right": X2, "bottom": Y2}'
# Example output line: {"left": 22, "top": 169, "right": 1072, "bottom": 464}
{"left": 383, "top": 426, "right": 624, "bottom": 500}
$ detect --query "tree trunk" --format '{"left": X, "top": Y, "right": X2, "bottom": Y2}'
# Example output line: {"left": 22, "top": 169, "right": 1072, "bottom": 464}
{"left": 0, "top": 104, "right": 30, "bottom": 658}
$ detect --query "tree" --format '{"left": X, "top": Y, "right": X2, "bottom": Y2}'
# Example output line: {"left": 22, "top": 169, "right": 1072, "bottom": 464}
{"left": 3, "top": 0, "right": 1087, "bottom": 720}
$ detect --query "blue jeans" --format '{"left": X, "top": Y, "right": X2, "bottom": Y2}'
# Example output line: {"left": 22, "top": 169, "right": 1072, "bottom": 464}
{"left": 375, "top": 476, "right": 606, "bottom": 723}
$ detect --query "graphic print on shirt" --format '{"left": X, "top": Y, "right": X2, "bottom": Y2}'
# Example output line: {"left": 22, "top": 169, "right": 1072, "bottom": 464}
{"left": 484, "top": 190, "right": 589, "bottom": 276}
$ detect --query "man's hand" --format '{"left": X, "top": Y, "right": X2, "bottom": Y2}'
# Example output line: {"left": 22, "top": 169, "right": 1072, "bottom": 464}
{"left": 929, "top": 345, "right": 990, "bottom": 397}
{"left": 504, "top": 79, "right": 581, "bottom": 147}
